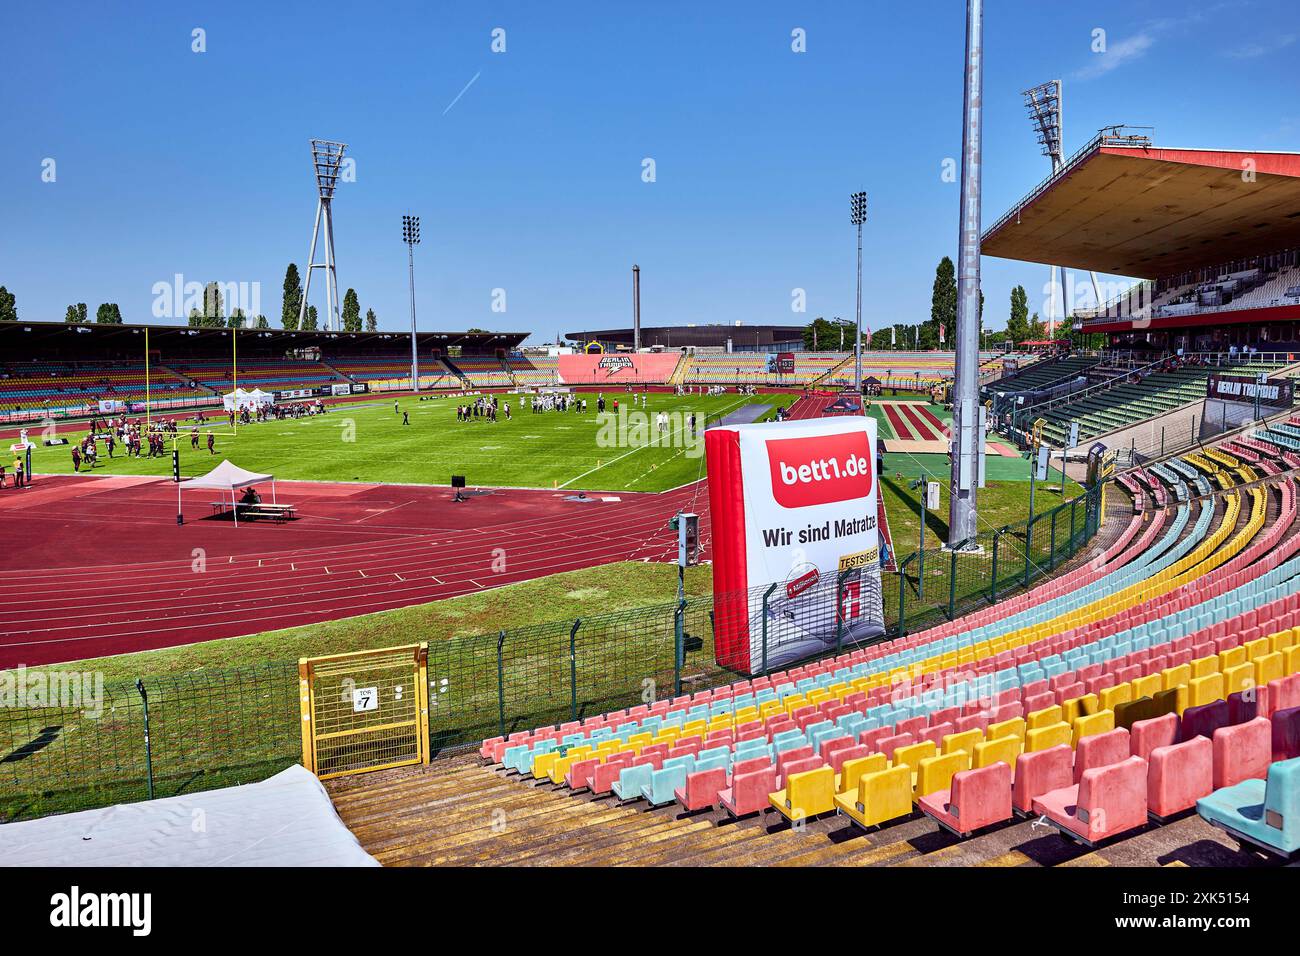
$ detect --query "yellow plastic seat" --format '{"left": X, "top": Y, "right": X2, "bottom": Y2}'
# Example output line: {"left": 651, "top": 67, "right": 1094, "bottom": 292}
{"left": 891, "top": 740, "right": 938, "bottom": 775}
{"left": 1098, "top": 683, "right": 1132, "bottom": 712}
{"left": 1026, "top": 721, "right": 1072, "bottom": 753}
{"left": 1223, "top": 662, "right": 1256, "bottom": 696}
{"left": 1218, "top": 646, "right": 1247, "bottom": 671}
{"left": 914, "top": 750, "right": 970, "bottom": 801}
{"left": 1186, "top": 673, "right": 1225, "bottom": 710}
{"left": 986, "top": 717, "right": 1026, "bottom": 742}
{"left": 973, "top": 734, "right": 1023, "bottom": 772}
{"left": 837, "top": 753, "right": 888, "bottom": 797}
{"left": 942, "top": 729, "right": 983, "bottom": 756}
{"left": 1189, "top": 656, "right": 1219, "bottom": 680}
{"left": 1162, "top": 664, "right": 1191, "bottom": 692}
{"left": 768, "top": 765, "right": 836, "bottom": 822}
{"left": 1132, "top": 674, "right": 1162, "bottom": 700}
{"left": 1256, "top": 652, "right": 1284, "bottom": 689}
{"left": 1244, "top": 638, "right": 1271, "bottom": 662}
{"left": 1061, "top": 693, "right": 1098, "bottom": 723}
{"left": 531, "top": 751, "right": 563, "bottom": 780}
{"left": 1027, "top": 705, "right": 1063, "bottom": 730}
{"left": 1072, "top": 709, "right": 1115, "bottom": 747}
{"left": 834, "top": 765, "right": 912, "bottom": 829}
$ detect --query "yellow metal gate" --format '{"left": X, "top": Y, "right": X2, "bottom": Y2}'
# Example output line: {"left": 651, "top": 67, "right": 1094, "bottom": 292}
{"left": 299, "top": 643, "right": 430, "bottom": 779}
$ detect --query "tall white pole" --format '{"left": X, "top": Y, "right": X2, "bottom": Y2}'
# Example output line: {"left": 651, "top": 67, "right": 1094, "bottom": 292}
{"left": 948, "top": 0, "right": 983, "bottom": 547}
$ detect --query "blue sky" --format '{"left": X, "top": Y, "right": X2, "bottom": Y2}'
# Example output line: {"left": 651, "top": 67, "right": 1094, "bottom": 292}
{"left": 1, "top": 0, "right": 1296, "bottom": 344}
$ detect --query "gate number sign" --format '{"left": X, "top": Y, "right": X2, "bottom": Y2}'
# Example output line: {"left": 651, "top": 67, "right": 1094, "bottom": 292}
{"left": 352, "top": 686, "right": 379, "bottom": 712}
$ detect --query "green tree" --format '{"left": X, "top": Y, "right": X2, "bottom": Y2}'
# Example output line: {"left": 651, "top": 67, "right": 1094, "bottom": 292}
{"left": 64, "top": 304, "right": 82, "bottom": 323}
{"left": 1006, "top": 285, "right": 1030, "bottom": 344}
{"left": 202, "top": 282, "right": 224, "bottom": 326}
{"left": 0, "top": 286, "right": 18, "bottom": 322}
{"left": 365, "top": 308, "right": 377, "bottom": 332}
{"left": 281, "top": 264, "right": 302, "bottom": 330}
{"left": 1029, "top": 312, "right": 1047, "bottom": 340}
{"left": 302, "top": 305, "right": 319, "bottom": 330}
{"left": 254, "top": 314, "right": 269, "bottom": 329}
{"left": 922, "top": 257, "right": 957, "bottom": 349}
{"left": 95, "top": 303, "right": 123, "bottom": 324}
{"left": 188, "top": 308, "right": 203, "bottom": 327}
{"left": 801, "top": 316, "right": 854, "bottom": 351}
{"left": 341, "top": 288, "right": 361, "bottom": 331}
{"left": 228, "top": 308, "right": 246, "bottom": 329}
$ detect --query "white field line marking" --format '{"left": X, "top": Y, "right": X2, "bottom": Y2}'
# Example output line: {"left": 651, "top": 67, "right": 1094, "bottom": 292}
{"left": 556, "top": 397, "right": 748, "bottom": 490}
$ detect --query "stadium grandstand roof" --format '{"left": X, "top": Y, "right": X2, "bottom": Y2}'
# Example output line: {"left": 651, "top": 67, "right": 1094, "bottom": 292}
{"left": 0, "top": 320, "right": 529, "bottom": 357}
{"left": 982, "top": 132, "right": 1300, "bottom": 278}
{"left": 566, "top": 324, "right": 804, "bottom": 349}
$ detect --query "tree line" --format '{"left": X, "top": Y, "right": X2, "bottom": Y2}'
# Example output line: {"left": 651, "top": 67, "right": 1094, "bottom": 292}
{"left": 802, "top": 256, "right": 1109, "bottom": 352}
{"left": 279, "top": 263, "right": 377, "bottom": 332}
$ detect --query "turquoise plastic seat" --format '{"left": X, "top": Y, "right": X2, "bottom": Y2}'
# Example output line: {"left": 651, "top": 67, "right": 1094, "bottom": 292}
{"left": 612, "top": 763, "right": 655, "bottom": 802}
{"left": 1197, "top": 757, "right": 1300, "bottom": 857}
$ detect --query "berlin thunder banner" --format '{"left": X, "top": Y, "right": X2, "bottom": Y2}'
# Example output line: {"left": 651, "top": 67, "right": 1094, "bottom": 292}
{"left": 706, "top": 416, "right": 885, "bottom": 675}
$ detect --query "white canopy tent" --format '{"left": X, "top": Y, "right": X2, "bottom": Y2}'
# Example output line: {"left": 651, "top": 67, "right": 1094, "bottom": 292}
{"left": 179, "top": 459, "right": 275, "bottom": 526}
{"left": 222, "top": 387, "right": 275, "bottom": 412}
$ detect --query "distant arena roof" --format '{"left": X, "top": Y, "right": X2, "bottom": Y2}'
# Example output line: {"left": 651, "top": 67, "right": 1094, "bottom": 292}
{"left": 983, "top": 135, "right": 1300, "bottom": 278}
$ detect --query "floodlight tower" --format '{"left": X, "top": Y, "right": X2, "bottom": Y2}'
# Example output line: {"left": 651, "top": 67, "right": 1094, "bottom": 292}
{"left": 300, "top": 139, "right": 347, "bottom": 331}
{"left": 948, "top": 0, "right": 983, "bottom": 548}
{"left": 402, "top": 215, "right": 421, "bottom": 391}
{"left": 850, "top": 192, "right": 867, "bottom": 393}
{"left": 1023, "top": 82, "right": 1104, "bottom": 335}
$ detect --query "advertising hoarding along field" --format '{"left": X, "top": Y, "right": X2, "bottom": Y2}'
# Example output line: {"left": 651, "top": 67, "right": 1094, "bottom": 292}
{"left": 706, "top": 416, "right": 885, "bottom": 675}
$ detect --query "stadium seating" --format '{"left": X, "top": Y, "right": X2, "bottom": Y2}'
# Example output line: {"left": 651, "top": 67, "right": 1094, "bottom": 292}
{"left": 0, "top": 360, "right": 194, "bottom": 412}
{"left": 1034, "top": 360, "right": 1292, "bottom": 446}
{"left": 176, "top": 357, "right": 343, "bottom": 392}
{"left": 453, "top": 355, "right": 513, "bottom": 387}
{"left": 476, "top": 456, "right": 1300, "bottom": 863}
{"left": 327, "top": 354, "right": 455, "bottom": 388}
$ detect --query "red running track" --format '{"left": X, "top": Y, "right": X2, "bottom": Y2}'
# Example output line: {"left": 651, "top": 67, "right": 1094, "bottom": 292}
{"left": 0, "top": 474, "right": 711, "bottom": 667}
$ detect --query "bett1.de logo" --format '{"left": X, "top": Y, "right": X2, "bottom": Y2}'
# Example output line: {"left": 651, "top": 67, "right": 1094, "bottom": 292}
{"left": 766, "top": 430, "right": 873, "bottom": 508}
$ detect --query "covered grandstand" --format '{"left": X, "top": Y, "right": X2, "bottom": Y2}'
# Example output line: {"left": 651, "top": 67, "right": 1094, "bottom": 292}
{"left": 983, "top": 133, "right": 1300, "bottom": 447}
{"left": 0, "top": 322, "right": 528, "bottom": 419}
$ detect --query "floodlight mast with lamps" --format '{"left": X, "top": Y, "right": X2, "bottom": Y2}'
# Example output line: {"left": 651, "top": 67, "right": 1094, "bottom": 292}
{"left": 300, "top": 139, "right": 347, "bottom": 331}
{"left": 1022, "top": 81, "right": 1104, "bottom": 336}
{"left": 850, "top": 191, "right": 867, "bottom": 394}
{"left": 403, "top": 215, "right": 421, "bottom": 392}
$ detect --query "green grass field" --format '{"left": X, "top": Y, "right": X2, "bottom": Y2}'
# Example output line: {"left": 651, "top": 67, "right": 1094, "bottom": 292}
{"left": 32, "top": 391, "right": 795, "bottom": 493}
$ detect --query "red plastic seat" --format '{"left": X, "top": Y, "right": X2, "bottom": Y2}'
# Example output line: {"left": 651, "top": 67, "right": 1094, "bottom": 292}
{"left": 1033, "top": 755, "right": 1149, "bottom": 845}
{"left": 1012, "top": 744, "right": 1073, "bottom": 815}
{"left": 675, "top": 767, "right": 728, "bottom": 812}
{"left": 1073, "top": 728, "right": 1131, "bottom": 783}
{"left": 1211, "top": 717, "right": 1272, "bottom": 790}
{"left": 589, "top": 758, "right": 633, "bottom": 795}
{"left": 919, "top": 761, "right": 1013, "bottom": 837}
{"left": 1146, "top": 737, "right": 1212, "bottom": 820}
{"left": 1130, "top": 712, "right": 1179, "bottom": 764}
{"left": 718, "top": 766, "right": 779, "bottom": 818}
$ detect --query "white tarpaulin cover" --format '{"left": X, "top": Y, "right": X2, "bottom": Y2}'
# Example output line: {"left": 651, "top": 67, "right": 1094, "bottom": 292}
{"left": 0, "top": 765, "right": 379, "bottom": 867}
{"left": 180, "top": 459, "right": 272, "bottom": 491}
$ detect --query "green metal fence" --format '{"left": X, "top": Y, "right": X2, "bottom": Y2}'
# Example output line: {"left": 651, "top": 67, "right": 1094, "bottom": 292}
{"left": 0, "top": 483, "right": 1103, "bottom": 823}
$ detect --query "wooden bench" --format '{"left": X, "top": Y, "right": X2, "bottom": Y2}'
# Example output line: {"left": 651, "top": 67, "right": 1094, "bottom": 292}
{"left": 240, "top": 503, "right": 297, "bottom": 523}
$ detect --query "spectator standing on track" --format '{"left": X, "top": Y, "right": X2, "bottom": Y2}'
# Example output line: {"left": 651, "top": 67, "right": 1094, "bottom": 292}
{"left": 14, "top": 454, "right": 25, "bottom": 488}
